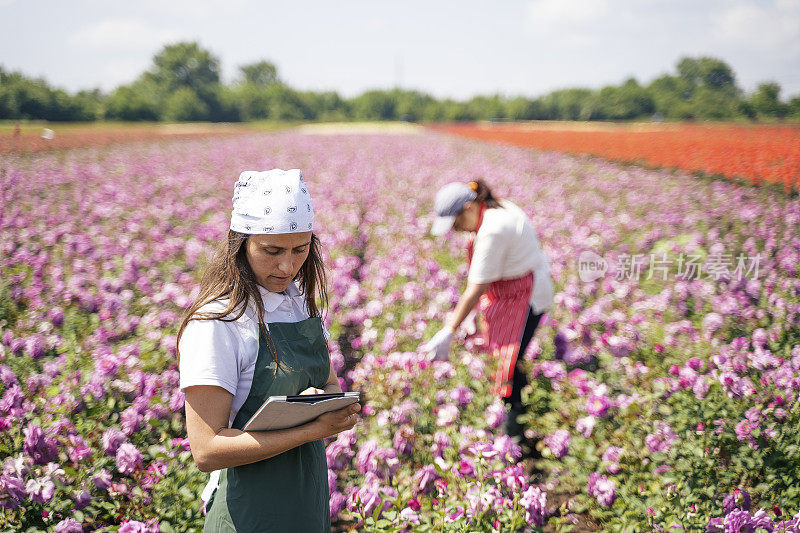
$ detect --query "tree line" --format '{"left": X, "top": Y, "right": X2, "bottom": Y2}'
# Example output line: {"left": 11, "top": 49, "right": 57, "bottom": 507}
{"left": 2, "top": 42, "right": 798, "bottom": 123}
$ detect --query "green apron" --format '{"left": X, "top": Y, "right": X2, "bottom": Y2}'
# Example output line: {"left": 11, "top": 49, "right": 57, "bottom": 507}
{"left": 204, "top": 317, "right": 331, "bottom": 532}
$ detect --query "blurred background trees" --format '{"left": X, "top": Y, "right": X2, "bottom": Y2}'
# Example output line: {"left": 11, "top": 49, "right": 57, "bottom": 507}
{"left": 1, "top": 43, "right": 798, "bottom": 123}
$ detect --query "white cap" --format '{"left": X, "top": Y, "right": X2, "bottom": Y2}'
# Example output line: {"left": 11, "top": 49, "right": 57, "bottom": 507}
{"left": 230, "top": 169, "right": 314, "bottom": 234}
{"left": 430, "top": 182, "right": 477, "bottom": 236}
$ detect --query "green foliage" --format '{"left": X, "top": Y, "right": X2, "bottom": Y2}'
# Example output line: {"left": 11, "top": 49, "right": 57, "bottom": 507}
{"left": 788, "top": 96, "right": 800, "bottom": 120}
{"left": 105, "top": 82, "right": 160, "bottom": 121}
{"left": 148, "top": 42, "right": 220, "bottom": 99}
{"left": 2, "top": 53, "right": 798, "bottom": 123}
{"left": 750, "top": 83, "right": 788, "bottom": 119}
{"left": 647, "top": 75, "right": 694, "bottom": 119}
{"left": 300, "top": 90, "right": 351, "bottom": 121}
{"left": 466, "top": 94, "right": 506, "bottom": 121}
{"left": 352, "top": 90, "right": 397, "bottom": 120}
{"left": 231, "top": 82, "right": 311, "bottom": 121}
{"left": 691, "top": 86, "right": 740, "bottom": 120}
{"left": 393, "top": 90, "right": 436, "bottom": 121}
{"left": 0, "top": 280, "right": 20, "bottom": 325}
{"left": 0, "top": 67, "right": 99, "bottom": 121}
{"left": 238, "top": 60, "right": 279, "bottom": 87}
{"left": 591, "top": 79, "right": 655, "bottom": 120}
{"left": 506, "top": 96, "right": 544, "bottom": 120}
{"left": 677, "top": 57, "right": 738, "bottom": 94}
{"left": 539, "top": 88, "right": 596, "bottom": 121}
{"left": 161, "top": 87, "right": 209, "bottom": 122}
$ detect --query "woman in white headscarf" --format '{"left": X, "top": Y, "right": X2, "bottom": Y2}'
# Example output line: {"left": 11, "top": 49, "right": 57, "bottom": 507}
{"left": 422, "top": 180, "right": 554, "bottom": 441}
{"left": 177, "top": 169, "right": 360, "bottom": 532}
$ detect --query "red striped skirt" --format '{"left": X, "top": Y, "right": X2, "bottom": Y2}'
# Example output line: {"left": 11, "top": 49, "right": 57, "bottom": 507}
{"left": 479, "top": 272, "right": 534, "bottom": 398}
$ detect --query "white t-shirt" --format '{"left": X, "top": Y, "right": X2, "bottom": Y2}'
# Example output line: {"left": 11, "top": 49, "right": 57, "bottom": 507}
{"left": 178, "top": 281, "right": 330, "bottom": 504}
{"left": 467, "top": 200, "right": 555, "bottom": 313}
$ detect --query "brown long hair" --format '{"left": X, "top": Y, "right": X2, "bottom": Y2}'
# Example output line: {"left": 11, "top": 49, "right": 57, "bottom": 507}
{"left": 175, "top": 230, "right": 328, "bottom": 365}
{"left": 470, "top": 179, "right": 501, "bottom": 209}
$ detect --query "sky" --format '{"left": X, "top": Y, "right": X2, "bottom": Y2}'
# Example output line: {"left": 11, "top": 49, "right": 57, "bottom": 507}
{"left": 1, "top": 0, "right": 799, "bottom": 100}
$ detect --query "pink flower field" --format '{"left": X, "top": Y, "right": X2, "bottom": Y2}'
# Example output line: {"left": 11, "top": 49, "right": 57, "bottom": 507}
{"left": 1, "top": 130, "right": 800, "bottom": 531}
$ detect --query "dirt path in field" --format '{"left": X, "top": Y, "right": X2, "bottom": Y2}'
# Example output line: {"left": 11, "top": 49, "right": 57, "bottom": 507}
{"left": 0, "top": 122, "right": 260, "bottom": 154}
{"left": 294, "top": 122, "right": 423, "bottom": 135}
{"left": 0, "top": 121, "right": 426, "bottom": 154}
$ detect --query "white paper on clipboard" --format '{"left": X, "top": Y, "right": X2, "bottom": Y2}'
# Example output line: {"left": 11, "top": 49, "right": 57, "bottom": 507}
{"left": 241, "top": 392, "right": 361, "bottom": 432}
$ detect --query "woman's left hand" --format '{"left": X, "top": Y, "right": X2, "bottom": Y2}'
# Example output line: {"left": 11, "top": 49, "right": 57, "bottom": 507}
{"left": 299, "top": 387, "right": 325, "bottom": 395}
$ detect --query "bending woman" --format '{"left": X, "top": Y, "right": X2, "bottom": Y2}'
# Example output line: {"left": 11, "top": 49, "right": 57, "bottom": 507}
{"left": 177, "top": 169, "right": 360, "bottom": 532}
{"left": 423, "top": 180, "right": 554, "bottom": 441}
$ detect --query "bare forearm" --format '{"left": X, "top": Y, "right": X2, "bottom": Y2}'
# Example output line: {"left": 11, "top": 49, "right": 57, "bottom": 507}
{"left": 199, "top": 422, "right": 322, "bottom": 472}
{"left": 323, "top": 357, "right": 343, "bottom": 393}
{"left": 446, "top": 282, "right": 487, "bottom": 331}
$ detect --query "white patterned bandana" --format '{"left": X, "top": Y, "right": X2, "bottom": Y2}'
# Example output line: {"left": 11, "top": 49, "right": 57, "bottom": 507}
{"left": 230, "top": 169, "right": 314, "bottom": 234}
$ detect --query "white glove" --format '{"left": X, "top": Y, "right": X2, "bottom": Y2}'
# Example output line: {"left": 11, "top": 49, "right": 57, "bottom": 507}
{"left": 421, "top": 326, "right": 454, "bottom": 361}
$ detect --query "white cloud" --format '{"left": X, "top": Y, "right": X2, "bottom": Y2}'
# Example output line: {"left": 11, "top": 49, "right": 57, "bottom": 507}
{"left": 526, "top": 0, "right": 610, "bottom": 30}
{"left": 138, "top": 0, "right": 251, "bottom": 17}
{"left": 101, "top": 59, "right": 151, "bottom": 90}
{"left": 364, "top": 17, "right": 390, "bottom": 34}
{"left": 711, "top": 0, "right": 800, "bottom": 54}
{"left": 69, "top": 18, "right": 188, "bottom": 50}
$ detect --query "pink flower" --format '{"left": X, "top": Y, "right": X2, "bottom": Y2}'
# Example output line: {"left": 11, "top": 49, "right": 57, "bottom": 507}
{"left": 445, "top": 506, "right": 465, "bottom": 522}
{"left": 576, "top": 415, "right": 596, "bottom": 437}
{"left": 171, "top": 437, "right": 191, "bottom": 451}
{"left": 544, "top": 429, "right": 571, "bottom": 458}
{"left": 115, "top": 442, "right": 143, "bottom": 476}
{"left": 499, "top": 464, "right": 526, "bottom": 491}
{"left": 118, "top": 520, "right": 149, "bottom": 533}
{"left": 449, "top": 385, "right": 473, "bottom": 407}
{"left": 329, "top": 491, "right": 346, "bottom": 519}
{"left": 484, "top": 402, "right": 507, "bottom": 429}
{"left": 520, "top": 485, "right": 548, "bottom": 526}
{"left": 54, "top": 518, "right": 83, "bottom": 533}
{"left": 585, "top": 394, "right": 612, "bottom": 417}
{"left": 23, "top": 424, "right": 58, "bottom": 465}
{"left": 435, "top": 403, "right": 459, "bottom": 426}
{"left": 645, "top": 422, "right": 677, "bottom": 453}
{"left": 25, "top": 476, "right": 55, "bottom": 503}
{"left": 735, "top": 419, "right": 758, "bottom": 441}
{"left": 601, "top": 446, "right": 623, "bottom": 473}
{"left": 430, "top": 431, "right": 450, "bottom": 458}
{"left": 702, "top": 313, "right": 724, "bottom": 335}
{"left": 412, "top": 464, "right": 438, "bottom": 494}
{"left": 493, "top": 434, "right": 522, "bottom": 461}
{"left": 399, "top": 507, "right": 421, "bottom": 525}
{"left": 587, "top": 471, "right": 616, "bottom": 507}
{"left": 455, "top": 458, "right": 475, "bottom": 478}
{"left": 435, "top": 478, "right": 448, "bottom": 497}
{"left": 67, "top": 434, "right": 93, "bottom": 463}
{"left": 109, "top": 482, "right": 128, "bottom": 496}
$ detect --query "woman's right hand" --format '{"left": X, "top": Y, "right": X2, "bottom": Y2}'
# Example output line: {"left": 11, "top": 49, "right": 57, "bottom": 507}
{"left": 421, "top": 326, "right": 454, "bottom": 361}
{"left": 311, "top": 403, "right": 361, "bottom": 440}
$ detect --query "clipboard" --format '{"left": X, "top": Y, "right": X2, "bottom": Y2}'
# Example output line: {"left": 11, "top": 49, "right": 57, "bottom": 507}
{"left": 241, "top": 391, "right": 361, "bottom": 432}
